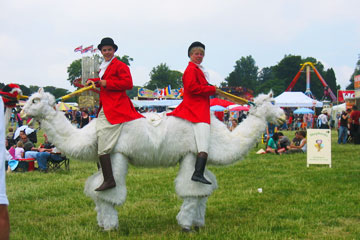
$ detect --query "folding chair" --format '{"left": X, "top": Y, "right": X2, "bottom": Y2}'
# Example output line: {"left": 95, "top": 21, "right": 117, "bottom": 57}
{"left": 46, "top": 153, "right": 70, "bottom": 171}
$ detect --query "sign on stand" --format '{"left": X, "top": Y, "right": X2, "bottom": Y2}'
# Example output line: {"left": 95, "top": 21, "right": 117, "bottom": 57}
{"left": 307, "top": 129, "right": 332, "bottom": 168}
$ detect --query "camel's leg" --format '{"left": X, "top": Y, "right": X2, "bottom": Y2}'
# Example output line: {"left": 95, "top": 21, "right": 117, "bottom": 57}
{"left": 94, "top": 199, "right": 119, "bottom": 230}
{"left": 176, "top": 197, "right": 198, "bottom": 231}
{"left": 95, "top": 200, "right": 119, "bottom": 231}
{"left": 84, "top": 152, "right": 128, "bottom": 230}
{"left": 193, "top": 197, "right": 208, "bottom": 229}
{"left": 94, "top": 199, "right": 104, "bottom": 228}
{"left": 175, "top": 153, "right": 218, "bottom": 230}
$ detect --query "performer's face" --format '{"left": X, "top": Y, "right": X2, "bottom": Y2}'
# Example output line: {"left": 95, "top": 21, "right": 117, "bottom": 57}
{"left": 101, "top": 46, "right": 115, "bottom": 61}
{"left": 190, "top": 50, "right": 204, "bottom": 65}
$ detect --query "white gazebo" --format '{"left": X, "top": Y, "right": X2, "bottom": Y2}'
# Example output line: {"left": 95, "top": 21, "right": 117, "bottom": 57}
{"left": 274, "top": 92, "right": 323, "bottom": 108}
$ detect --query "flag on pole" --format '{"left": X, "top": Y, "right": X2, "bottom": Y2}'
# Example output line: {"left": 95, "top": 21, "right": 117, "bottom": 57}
{"left": 166, "top": 85, "right": 171, "bottom": 95}
{"left": 74, "top": 45, "right": 83, "bottom": 52}
{"left": 81, "top": 45, "right": 93, "bottom": 53}
{"left": 163, "top": 85, "right": 171, "bottom": 96}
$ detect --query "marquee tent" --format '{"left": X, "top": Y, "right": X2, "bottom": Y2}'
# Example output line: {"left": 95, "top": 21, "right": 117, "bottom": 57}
{"left": 274, "top": 92, "right": 323, "bottom": 108}
{"left": 132, "top": 99, "right": 182, "bottom": 108}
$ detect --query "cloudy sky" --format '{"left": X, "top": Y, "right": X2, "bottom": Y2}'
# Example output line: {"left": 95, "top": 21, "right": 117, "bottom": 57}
{"left": 1, "top": 0, "right": 359, "bottom": 92}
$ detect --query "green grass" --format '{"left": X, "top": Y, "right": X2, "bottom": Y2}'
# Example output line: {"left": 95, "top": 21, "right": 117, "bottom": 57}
{"left": 6, "top": 130, "right": 360, "bottom": 239}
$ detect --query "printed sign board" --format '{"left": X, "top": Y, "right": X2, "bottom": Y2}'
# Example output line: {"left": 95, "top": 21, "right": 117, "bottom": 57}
{"left": 337, "top": 90, "right": 355, "bottom": 103}
{"left": 307, "top": 129, "right": 331, "bottom": 168}
{"left": 355, "top": 75, "right": 360, "bottom": 90}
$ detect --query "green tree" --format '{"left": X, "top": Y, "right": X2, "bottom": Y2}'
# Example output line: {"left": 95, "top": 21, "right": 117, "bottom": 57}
{"left": 272, "top": 55, "right": 303, "bottom": 93}
{"left": 346, "top": 58, "right": 360, "bottom": 90}
{"left": 29, "top": 85, "right": 39, "bottom": 93}
{"left": 67, "top": 59, "right": 82, "bottom": 86}
{"left": 144, "top": 63, "right": 183, "bottom": 90}
{"left": 19, "top": 84, "right": 31, "bottom": 96}
{"left": 323, "top": 68, "right": 339, "bottom": 93}
{"left": 225, "top": 55, "right": 258, "bottom": 90}
{"left": 43, "top": 86, "right": 71, "bottom": 99}
{"left": 126, "top": 85, "right": 141, "bottom": 99}
{"left": 116, "top": 55, "right": 133, "bottom": 66}
{"left": 255, "top": 67, "right": 283, "bottom": 95}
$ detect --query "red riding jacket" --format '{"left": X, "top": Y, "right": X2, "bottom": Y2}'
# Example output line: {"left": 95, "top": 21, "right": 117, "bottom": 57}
{"left": 92, "top": 58, "right": 143, "bottom": 124}
{"left": 167, "top": 62, "right": 216, "bottom": 124}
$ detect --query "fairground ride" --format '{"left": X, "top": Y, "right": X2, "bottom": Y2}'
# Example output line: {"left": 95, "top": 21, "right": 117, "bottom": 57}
{"left": 285, "top": 62, "right": 337, "bottom": 102}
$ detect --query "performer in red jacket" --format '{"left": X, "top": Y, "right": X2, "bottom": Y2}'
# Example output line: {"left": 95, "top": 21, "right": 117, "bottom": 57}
{"left": 168, "top": 41, "right": 218, "bottom": 184}
{"left": 87, "top": 37, "right": 143, "bottom": 191}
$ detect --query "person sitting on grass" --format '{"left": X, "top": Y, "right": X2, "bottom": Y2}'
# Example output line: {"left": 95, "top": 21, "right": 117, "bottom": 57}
{"left": 278, "top": 132, "right": 291, "bottom": 149}
{"left": 291, "top": 131, "right": 301, "bottom": 147}
{"left": 285, "top": 130, "right": 307, "bottom": 154}
{"left": 266, "top": 133, "right": 286, "bottom": 154}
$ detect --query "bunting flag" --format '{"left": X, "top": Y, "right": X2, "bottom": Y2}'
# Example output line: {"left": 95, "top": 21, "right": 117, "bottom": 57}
{"left": 92, "top": 48, "right": 98, "bottom": 53}
{"left": 179, "top": 87, "right": 184, "bottom": 97}
{"left": 81, "top": 45, "right": 94, "bottom": 53}
{"left": 166, "top": 85, "right": 171, "bottom": 95}
{"left": 74, "top": 45, "right": 83, "bottom": 52}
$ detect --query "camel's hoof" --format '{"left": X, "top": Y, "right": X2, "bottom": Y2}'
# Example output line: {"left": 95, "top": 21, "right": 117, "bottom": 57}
{"left": 103, "top": 226, "right": 118, "bottom": 231}
{"left": 181, "top": 227, "right": 193, "bottom": 233}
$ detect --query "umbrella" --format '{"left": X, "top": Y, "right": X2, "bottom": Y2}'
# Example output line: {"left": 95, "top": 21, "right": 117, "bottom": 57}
{"left": 210, "top": 98, "right": 234, "bottom": 107}
{"left": 57, "top": 102, "right": 78, "bottom": 111}
{"left": 210, "top": 105, "right": 226, "bottom": 112}
{"left": 230, "top": 105, "right": 250, "bottom": 111}
{"left": 13, "top": 125, "right": 35, "bottom": 139}
{"left": 293, "top": 108, "right": 314, "bottom": 114}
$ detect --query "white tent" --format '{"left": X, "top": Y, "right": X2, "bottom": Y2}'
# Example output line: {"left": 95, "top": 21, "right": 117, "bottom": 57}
{"left": 332, "top": 103, "right": 346, "bottom": 112}
{"left": 132, "top": 99, "right": 182, "bottom": 108}
{"left": 274, "top": 92, "right": 323, "bottom": 108}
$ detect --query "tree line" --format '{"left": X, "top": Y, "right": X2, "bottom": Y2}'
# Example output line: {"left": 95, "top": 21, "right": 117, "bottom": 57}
{"left": 141, "top": 54, "right": 341, "bottom": 100}
{"left": 3, "top": 54, "right": 357, "bottom": 101}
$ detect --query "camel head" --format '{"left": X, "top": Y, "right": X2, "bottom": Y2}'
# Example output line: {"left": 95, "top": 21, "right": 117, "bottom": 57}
{"left": 21, "top": 88, "right": 57, "bottom": 120}
{"left": 250, "top": 91, "right": 285, "bottom": 125}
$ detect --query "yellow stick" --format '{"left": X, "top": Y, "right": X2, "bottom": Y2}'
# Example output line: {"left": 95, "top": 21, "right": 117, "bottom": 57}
{"left": 216, "top": 89, "right": 250, "bottom": 105}
{"left": 56, "top": 82, "right": 96, "bottom": 102}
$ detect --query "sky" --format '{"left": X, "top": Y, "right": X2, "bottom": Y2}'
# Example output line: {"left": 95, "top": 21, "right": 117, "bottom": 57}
{"left": 1, "top": 0, "right": 359, "bottom": 93}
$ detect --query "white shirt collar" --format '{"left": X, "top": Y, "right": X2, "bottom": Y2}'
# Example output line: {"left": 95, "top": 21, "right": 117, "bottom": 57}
{"left": 194, "top": 62, "right": 210, "bottom": 82}
{"left": 99, "top": 56, "right": 115, "bottom": 79}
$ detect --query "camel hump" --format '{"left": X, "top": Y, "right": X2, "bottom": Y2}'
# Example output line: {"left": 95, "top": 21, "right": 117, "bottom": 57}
{"left": 142, "top": 112, "right": 168, "bottom": 127}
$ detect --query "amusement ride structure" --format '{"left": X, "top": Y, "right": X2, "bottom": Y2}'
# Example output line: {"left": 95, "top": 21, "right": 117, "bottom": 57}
{"left": 285, "top": 62, "right": 337, "bottom": 102}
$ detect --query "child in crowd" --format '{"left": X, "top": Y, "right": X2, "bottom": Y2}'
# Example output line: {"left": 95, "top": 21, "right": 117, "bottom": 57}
{"left": 14, "top": 141, "right": 24, "bottom": 159}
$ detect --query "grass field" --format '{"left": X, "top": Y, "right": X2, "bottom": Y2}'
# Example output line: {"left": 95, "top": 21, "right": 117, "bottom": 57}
{"left": 6, "top": 129, "right": 360, "bottom": 239}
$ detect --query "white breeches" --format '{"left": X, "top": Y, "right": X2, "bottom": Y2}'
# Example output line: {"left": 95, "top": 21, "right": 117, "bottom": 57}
{"left": 192, "top": 122, "right": 210, "bottom": 153}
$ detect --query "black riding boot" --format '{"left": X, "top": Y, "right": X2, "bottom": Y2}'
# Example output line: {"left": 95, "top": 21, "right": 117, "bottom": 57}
{"left": 95, "top": 154, "right": 116, "bottom": 191}
{"left": 191, "top": 152, "right": 212, "bottom": 185}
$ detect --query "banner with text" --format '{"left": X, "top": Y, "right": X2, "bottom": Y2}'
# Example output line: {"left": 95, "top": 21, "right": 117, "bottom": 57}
{"left": 138, "top": 87, "right": 183, "bottom": 99}
{"left": 337, "top": 90, "right": 355, "bottom": 102}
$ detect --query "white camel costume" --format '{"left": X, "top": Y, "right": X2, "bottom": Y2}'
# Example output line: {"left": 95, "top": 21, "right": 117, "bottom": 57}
{"left": 22, "top": 89, "right": 284, "bottom": 231}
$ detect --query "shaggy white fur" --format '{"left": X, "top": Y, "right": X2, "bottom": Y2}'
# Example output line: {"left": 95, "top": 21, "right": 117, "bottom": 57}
{"left": 21, "top": 88, "right": 284, "bottom": 231}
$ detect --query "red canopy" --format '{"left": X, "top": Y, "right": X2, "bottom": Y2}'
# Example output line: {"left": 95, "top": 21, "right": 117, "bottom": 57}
{"left": 210, "top": 98, "right": 234, "bottom": 107}
{"left": 230, "top": 105, "right": 250, "bottom": 111}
